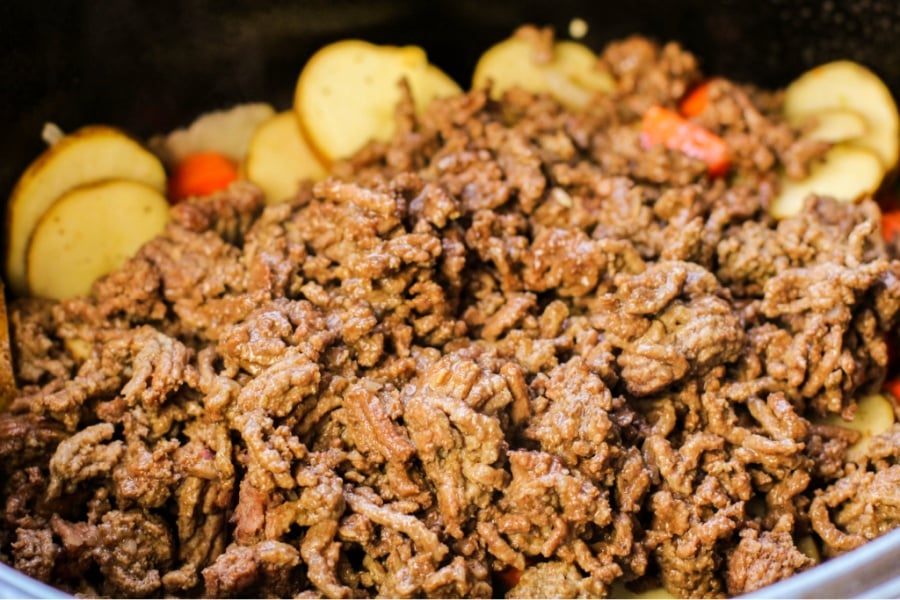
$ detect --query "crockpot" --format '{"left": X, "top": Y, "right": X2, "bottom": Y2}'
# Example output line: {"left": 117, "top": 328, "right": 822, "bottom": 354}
{"left": 1, "top": 0, "right": 899, "bottom": 597}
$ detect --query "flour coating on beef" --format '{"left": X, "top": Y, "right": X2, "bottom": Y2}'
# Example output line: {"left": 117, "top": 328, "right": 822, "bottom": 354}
{"left": 2, "top": 32, "right": 900, "bottom": 599}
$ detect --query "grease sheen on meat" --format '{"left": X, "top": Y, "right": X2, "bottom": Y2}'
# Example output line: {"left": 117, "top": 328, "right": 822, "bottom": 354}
{"left": 2, "top": 34, "right": 900, "bottom": 599}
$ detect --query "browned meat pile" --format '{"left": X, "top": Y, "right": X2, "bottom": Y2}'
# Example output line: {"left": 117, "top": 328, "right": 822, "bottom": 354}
{"left": 2, "top": 35, "right": 900, "bottom": 599}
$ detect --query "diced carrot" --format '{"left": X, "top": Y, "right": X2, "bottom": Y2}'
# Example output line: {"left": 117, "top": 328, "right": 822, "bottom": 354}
{"left": 679, "top": 80, "right": 712, "bottom": 117}
{"left": 167, "top": 151, "right": 239, "bottom": 203}
{"left": 640, "top": 106, "right": 730, "bottom": 176}
{"left": 882, "top": 210, "right": 900, "bottom": 243}
{"left": 883, "top": 376, "right": 900, "bottom": 401}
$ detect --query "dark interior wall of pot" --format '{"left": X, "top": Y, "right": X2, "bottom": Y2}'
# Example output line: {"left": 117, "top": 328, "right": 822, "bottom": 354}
{"left": 2, "top": 0, "right": 900, "bottom": 200}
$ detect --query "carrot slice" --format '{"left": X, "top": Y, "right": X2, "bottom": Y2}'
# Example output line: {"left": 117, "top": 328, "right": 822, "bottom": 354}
{"left": 640, "top": 105, "right": 730, "bottom": 176}
{"left": 883, "top": 376, "right": 900, "bottom": 401}
{"left": 680, "top": 80, "right": 712, "bottom": 117}
{"left": 882, "top": 209, "right": 900, "bottom": 243}
{"left": 168, "top": 151, "right": 239, "bottom": 202}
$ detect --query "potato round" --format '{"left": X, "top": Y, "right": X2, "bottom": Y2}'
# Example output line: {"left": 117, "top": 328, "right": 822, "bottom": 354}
{"left": 294, "top": 39, "right": 461, "bottom": 162}
{"left": 245, "top": 111, "right": 328, "bottom": 204}
{"left": 784, "top": 60, "right": 900, "bottom": 170}
{"left": 820, "top": 394, "right": 895, "bottom": 462}
{"left": 804, "top": 108, "right": 868, "bottom": 143}
{"left": 5, "top": 126, "right": 166, "bottom": 295}
{"left": 769, "top": 144, "right": 885, "bottom": 219}
{"left": 472, "top": 36, "right": 614, "bottom": 109}
{"left": 26, "top": 179, "right": 170, "bottom": 300}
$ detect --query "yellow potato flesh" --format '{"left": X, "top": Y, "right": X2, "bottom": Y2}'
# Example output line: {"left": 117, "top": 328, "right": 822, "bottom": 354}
{"left": 295, "top": 40, "right": 461, "bottom": 162}
{"left": 820, "top": 393, "right": 895, "bottom": 462}
{"left": 804, "top": 108, "right": 868, "bottom": 143}
{"left": 796, "top": 536, "right": 821, "bottom": 562}
{"left": 769, "top": 144, "right": 884, "bottom": 219}
{"left": 472, "top": 37, "right": 614, "bottom": 109}
{"left": 609, "top": 582, "right": 675, "bottom": 599}
{"left": 421, "top": 64, "right": 465, "bottom": 111}
{"left": 5, "top": 126, "right": 166, "bottom": 295}
{"left": 784, "top": 60, "right": 899, "bottom": 169}
{"left": 246, "top": 111, "right": 328, "bottom": 204}
{"left": 26, "top": 180, "right": 170, "bottom": 300}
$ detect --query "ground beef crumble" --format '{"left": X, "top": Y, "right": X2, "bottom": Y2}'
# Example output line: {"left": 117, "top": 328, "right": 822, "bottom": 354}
{"left": 2, "top": 30, "right": 899, "bottom": 599}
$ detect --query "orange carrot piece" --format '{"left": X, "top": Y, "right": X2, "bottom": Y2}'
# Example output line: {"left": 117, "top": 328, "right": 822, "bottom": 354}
{"left": 883, "top": 210, "right": 900, "bottom": 243}
{"left": 641, "top": 105, "right": 730, "bottom": 176}
{"left": 883, "top": 376, "right": 900, "bottom": 401}
{"left": 679, "top": 80, "right": 712, "bottom": 117}
{"left": 168, "top": 151, "right": 239, "bottom": 203}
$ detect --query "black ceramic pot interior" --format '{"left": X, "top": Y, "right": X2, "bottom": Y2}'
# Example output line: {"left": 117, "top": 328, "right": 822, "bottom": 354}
{"left": 2, "top": 0, "right": 900, "bottom": 203}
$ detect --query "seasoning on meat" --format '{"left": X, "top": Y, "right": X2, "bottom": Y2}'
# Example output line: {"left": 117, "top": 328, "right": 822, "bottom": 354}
{"left": 1, "top": 32, "right": 899, "bottom": 599}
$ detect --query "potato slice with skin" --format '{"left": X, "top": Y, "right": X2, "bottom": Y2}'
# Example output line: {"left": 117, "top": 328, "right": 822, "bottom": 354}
{"left": 769, "top": 144, "right": 885, "bottom": 219}
{"left": 26, "top": 180, "right": 170, "bottom": 300}
{"left": 295, "top": 40, "right": 461, "bottom": 162}
{"left": 784, "top": 60, "right": 900, "bottom": 169}
{"left": 820, "top": 393, "right": 895, "bottom": 462}
{"left": 5, "top": 125, "right": 166, "bottom": 295}
{"left": 472, "top": 35, "right": 614, "bottom": 110}
{"left": 804, "top": 108, "right": 868, "bottom": 143}
{"left": 245, "top": 111, "right": 328, "bottom": 204}
{"left": 148, "top": 102, "right": 275, "bottom": 167}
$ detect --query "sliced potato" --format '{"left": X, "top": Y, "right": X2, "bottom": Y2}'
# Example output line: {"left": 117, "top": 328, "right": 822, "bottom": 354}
{"left": 472, "top": 34, "right": 614, "bottom": 110}
{"left": 784, "top": 60, "right": 900, "bottom": 170}
{"left": 820, "top": 393, "right": 895, "bottom": 462}
{"left": 769, "top": 144, "right": 885, "bottom": 219}
{"left": 423, "top": 64, "right": 464, "bottom": 105}
{"left": 64, "top": 337, "right": 93, "bottom": 363}
{"left": 796, "top": 535, "right": 821, "bottom": 562}
{"left": 26, "top": 180, "right": 170, "bottom": 300}
{"left": 148, "top": 102, "right": 275, "bottom": 167}
{"left": 294, "top": 40, "right": 461, "bottom": 162}
{"left": 609, "top": 582, "right": 674, "bottom": 599}
{"left": 245, "top": 111, "right": 328, "bottom": 204}
{"left": 5, "top": 126, "right": 166, "bottom": 295}
{"left": 804, "top": 108, "right": 868, "bottom": 143}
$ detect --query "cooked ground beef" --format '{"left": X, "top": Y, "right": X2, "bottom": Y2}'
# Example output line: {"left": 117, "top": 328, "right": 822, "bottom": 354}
{"left": 2, "top": 31, "right": 899, "bottom": 598}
